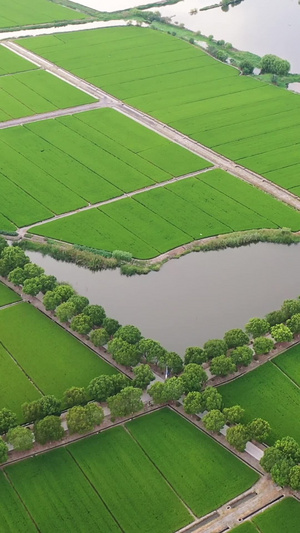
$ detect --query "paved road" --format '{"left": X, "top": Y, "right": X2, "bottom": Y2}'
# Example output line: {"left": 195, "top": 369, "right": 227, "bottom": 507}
{"left": 18, "top": 166, "right": 215, "bottom": 237}
{"left": 3, "top": 40, "right": 300, "bottom": 213}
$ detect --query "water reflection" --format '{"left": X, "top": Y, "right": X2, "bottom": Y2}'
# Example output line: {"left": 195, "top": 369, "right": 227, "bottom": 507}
{"left": 27, "top": 243, "right": 300, "bottom": 355}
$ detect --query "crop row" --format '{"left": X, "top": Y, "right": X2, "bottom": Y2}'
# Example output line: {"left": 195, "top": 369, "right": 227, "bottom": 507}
{"left": 20, "top": 27, "right": 300, "bottom": 195}
{"left": 31, "top": 169, "right": 300, "bottom": 259}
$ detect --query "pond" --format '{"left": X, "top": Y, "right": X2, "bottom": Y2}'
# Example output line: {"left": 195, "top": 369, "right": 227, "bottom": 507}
{"left": 27, "top": 243, "right": 300, "bottom": 355}
{"left": 149, "top": 0, "right": 300, "bottom": 73}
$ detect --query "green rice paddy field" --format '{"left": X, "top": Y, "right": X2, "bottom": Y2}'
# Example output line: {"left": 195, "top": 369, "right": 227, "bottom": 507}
{"left": 0, "top": 0, "right": 87, "bottom": 29}
{"left": 0, "top": 46, "right": 94, "bottom": 124}
{"left": 19, "top": 27, "right": 300, "bottom": 194}
{"left": 0, "top": 302, "right": 117, "bottom": 420}
{"left": 0, "top": 107, "right": 209, "bottom": 228}
{"left": 232, "top": 497, "right": 300, "bottom": 533}
{"left": 219, "top": 357, "right": 300, "bottom": 444}
{"left": 0, "top": 281, "right": 21, "bottom": 306}
{"left": 1, "top": 409, "right": 258, "bottom": 532}
{"left": 30, "top": 168, "right": 300, "bottom": 259}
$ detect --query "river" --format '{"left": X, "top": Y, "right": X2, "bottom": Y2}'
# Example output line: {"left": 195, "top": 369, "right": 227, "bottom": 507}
{"left": 27, "top": 243, "right": 300, "bottom": 355}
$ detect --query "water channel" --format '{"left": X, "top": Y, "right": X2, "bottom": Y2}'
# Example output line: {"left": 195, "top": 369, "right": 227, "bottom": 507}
{"left": 27, "top": 243, "right": 300, "bottom": 355}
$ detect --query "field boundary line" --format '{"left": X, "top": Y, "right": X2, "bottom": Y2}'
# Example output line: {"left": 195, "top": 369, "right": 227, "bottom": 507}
{"left": 0, "top": 340, "right": 44, "bottom": 395}
{"left": 3, "top": 470, "right": 41, "bottom": 532}
{"left": 0, "top": 300, "right": 22, "bottom": 310}
{"left": 18, "top": 166, "right": 216, "bottom": 236}
{"left": 65, "top": 448, "right": 125, "bottom": 533}
{"left": 4, "top": 41, "right": 300, "bottom": 215}
{"left": 124, "top": 423, "right": 197, "bottom": 520}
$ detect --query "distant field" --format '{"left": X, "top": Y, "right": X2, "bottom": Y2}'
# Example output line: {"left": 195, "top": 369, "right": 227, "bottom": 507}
{"left": 0, "top": 471, "right": 37, "bottom": 533}
{"left": 0, "top": 107, "right": 209, "bottom": 227}
{"left": 232, "top": 497, "right": 300, "bottom": 533}
{"left": 219, "top": 361, "right": 300, "bottom": 444}
{"left": 69, "top": 426, "right": 192, "bottom": 532}
{"left": 273, "top": 344, "right": 300, "bottom": 386}
{"left": 0, "top": 282, "right": 20, "bottom": 307}
{"left": 30, "top": 169, "right": 300, "bottom": 259}
{"left": 0, "top": 303, "right": 117, "bottom": 417}
{"left": 0, "top": 0, "right": 87, "bottom": 29}
{"left": 18, "top": 27, "right": 300, "bottom": 194}
{"left": 126, "top": 408, "right": 259, "bottom": 517}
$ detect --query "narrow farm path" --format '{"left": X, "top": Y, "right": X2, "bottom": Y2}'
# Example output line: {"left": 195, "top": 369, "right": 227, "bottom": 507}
{"left": 3, "top": 41, "right": 300, "bottom": 213}
{"left": 0, "top": 300, "right": 22, "bottom": 311}
{"left": 18, "top": 166, "right": 215, "bottom": 237}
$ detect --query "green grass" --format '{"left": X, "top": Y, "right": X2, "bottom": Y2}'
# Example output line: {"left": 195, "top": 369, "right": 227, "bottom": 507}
{"left": 0, "top": 303, "right": 117, "bottom": 403}
{"left": 126, "top": 408, "right": 259, "bottom": 518}
{"left": 69, "top": 426, "right": 192, "bottom": 533}
{"left": 0, "top": 0, "right": 87, "bottom": 28}
{"left": 273, "top": 344, "right": 300, "bottom": 387}
{"left": 0, "top": 282, "right": 21, "bottom": 307}
{"left": 6, "top": 449, "right": 120, "bottom": 533}
{"left": 0, "top": 471, "right": 37, "bottom": 533}
{"left": 232, "top": 497, "right": 300, "bottom": 533}
{"left": 18, "top": 26, "right": 300, "bottom": 195}
{"left": 0, "top": 46, "right": 38, "bottom": 75}
{"left": 30, "top": 169, "right": 300, "bottom": 259}
{"left": 219, "top": 362, "right": 300, "bottom": 444}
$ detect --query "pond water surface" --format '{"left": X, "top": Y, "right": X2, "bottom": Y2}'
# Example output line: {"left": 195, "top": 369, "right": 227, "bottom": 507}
{"left": 28, "top": 243, "right": 300, "bottom": 355}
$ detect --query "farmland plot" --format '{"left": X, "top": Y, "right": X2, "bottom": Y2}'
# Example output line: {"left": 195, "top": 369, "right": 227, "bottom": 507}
{"left": 232, "top": 497, "right": 300, "bottom": 533}
{"left": 0, "top": 472, "right": 36, "bottom": 533}
{"left": 0, "top": 0, "right": 87, "bottom": 29}
{"left": 126, "top": 408, "right": 259, "bottom": 517}
{"left": 0, "top": 282, "right": 20, "bottom": 307}
{"left": 19, "top": 27, "right": 300, "bottom": 194}
{"left": 273, "top": 344, "right": 300, "bottom": 387}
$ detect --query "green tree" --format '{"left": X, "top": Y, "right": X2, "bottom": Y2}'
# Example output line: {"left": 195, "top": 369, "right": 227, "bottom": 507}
{"left": 210, "top": 355, "right": 236, "bottom": 376}
{"left": 0, "top": 439, "right": 8, "bottom": 463}
{"left": 286, "top": 313, "right": 300, "bottom": 334}
{"left": 115, "top": 325, "right": 142, "bottom": 344}
{"left": 23, "top": 263, "right": 44, "bottom": 279}
{"left": 265, "top": 309, "right": 286, "bottom": 326}
{"left": 108, "top": 386, "right": 143, "bottom": 420}
{"left": 83, "top": 304, "right": 106, "bottom": 326}
{"left": 108, "top": 337, "right": 141, "bottom": 367}
{"left": 90, "top": 328, "right": 110, "bottom": 347}
{"left": 281, "top": 299, "right": 300, "bottom": 319}
{"left": 245, "top": 318, "right": 269, "bottom": 338}
{"left": 43, "top": 290, "right": 62, "bottom": 311}
{"left": 223, "top": 405, "right": 245, "bottom": 425}
{"left": 184, "top": 346, "right": 207, "bottom": 365}
{"left": 289, "top": 465, "right": 300, "bottom": 490}
{"left": 8, "top": 267, "right": 26, "bottom": 286}
{"left": 39, "top": 395, "right": 61, "bottom": 417}
{"left": 203, "top": 409, "right": 225, "bottom": 433}
{"left": 56, "top": 301, "right": 77, "bottom": 323}
{"left": 274, "top": 436, "right": 300, "bottom": 462}
{"left": 181, "top": 363, "right": 207, "bottom": 393}
{"left": 71, "top": 313, "right": 93, "bottom": 335}
{"left": 22, "top": 400, "right": 43, "bottom": 423}
{"left": 248, "top": 418, "right": 271, "bottom": 442}
{"left": 226, "top": 424, "right": 249, "bottom": 452}
{"left": 132, "top": 364, "right": 155, "bottom": 389}
{"left": 271, "top": 324, "right": 293, "bottom": 343}
{"left": 0, "top": 408, "right": 17, "bottom": 434}
{"left": 260, "top": 54, "right": 290, "bottom": 76}
{"left": 38, "top": 274, "right": 57, "bottom": 293}
{"left": 202, "top": 387, "right": 222, "bottom": 411}
{"left": 183, "top": 391, "right": 204, "bottom": 415}
{"left": 85, "top": 403, "right": 104, "bottom": 427}
{"left": 68, "top": 295, "right": 89, "bottom": 314}
{"left": 148, "top": 382, "right": 166, "bottom": 404}
{"left": 62, "top": 386, "right": 87, "bottom": 408}
{"left": 165, "top": 351, "right": 184, "bottom": 375}
{"left": 0, "top": 236, "right": 8, "bottom": 255}
{"left": 54, "top": 284, "right": 75, "bottom": 302}
{"left": 231, "top": 345, "right": 253, "bottom": 367}
{"left": 260, "top": 447, "right": 284, "bottom": 473}
{"left": 224, "top": 329, "right": 249, "bottom": 349}
{"left": 111, "top": 374, "right": 131, "bottom": 394}
{"left": 253, "top": 337, "right": 274, "bottom": 355}
{"left": 138, "top": 338, "right": 166, "bottom": 364}
{"left": 271, "top": 458, "right": 295, "bottom": 487}
{"left": 88, "top": 375, "right": 115, "bottom": 402}
{"left": 203, "top": 339, "right": 227, "bottom": 360}
{"left": 23, "top": 276, "right": 43, "bottom": 296}
{"left": 163, "top": 377, "right": 185, "bottom": 402}
{"left": 6, "top": 426, "right": 34, "bottom": 451}
{"left": 34, "top": 415, "right": 64, "bottom": 444}
{"left": 102, "top": 317, "right": 121, "bottom": 336}
{"left": 239, "top": 59, "right": 254, "bottom": 75}
{"left": 67, "top": 404, "right": 104, "bottom": 434}
{"left": 0, "top": 247, "right": 29, "bottom": 277}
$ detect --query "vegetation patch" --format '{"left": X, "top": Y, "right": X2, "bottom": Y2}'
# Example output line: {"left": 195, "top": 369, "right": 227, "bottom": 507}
{"left": 69, "top": 425, "right": 192, "bottom": 532}
{"left": 0, "top": 282, "right": 21, "bottom": 307}
{"left": 219, "top": 362, "right": 300, "bottom": 444}
{"left": 126, "top": 408, "right": 259, "bottom": 517}
{"left": 273, "top": 344, "right": 300, "bottom": 386}
{"left": 232, "top": 497, "right": 300, "bottom": 532}
{"left": 0, "top": 0, "right": 87, "bottom": 29}
{"left": 0, "top": 471, "right": 36, "bottom": 532}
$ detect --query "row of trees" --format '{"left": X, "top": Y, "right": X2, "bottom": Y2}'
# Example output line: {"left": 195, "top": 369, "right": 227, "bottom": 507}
{"left": 260, "top": 436, "right": 300, "bottom": 490}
